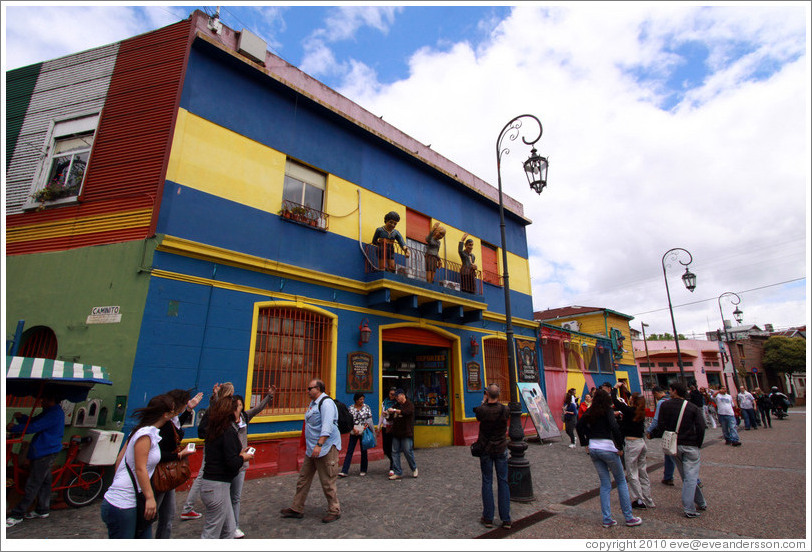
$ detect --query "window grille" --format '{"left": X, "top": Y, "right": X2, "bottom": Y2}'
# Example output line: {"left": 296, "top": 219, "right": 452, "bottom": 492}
{"left": 541, "top": 339, "right": 562, "bottom": 369}
{"left": 251, "top": 306, "right": 333, "bottom": 416}
{"left": 483, "top": 339, "right": 509, "bottom": 403}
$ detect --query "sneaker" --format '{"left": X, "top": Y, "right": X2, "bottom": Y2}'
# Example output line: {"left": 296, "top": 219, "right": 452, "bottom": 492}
{"left": 731, "top": 441, "right": 742, "bottom": 447}
{"left": 631, "top": 500, "right": 647, "bottom": 509}
{"left": 502, "top": 521, "right": 512, "bottom": 529}
{"left": 568, "top": 444, "right": 576, "bottom": 448}
{"left": 388, "top": 474, "right": 402, "bottom": 480}
{"left": 412, "top": 468, "right": 419, "bottom": 478}
{"left": 661, "top": 479, "right": 675, "bottom": 486}
{"left": 321, "top": 513, "right": 341, "bottom": 523}
{"left": 359, "top": 472, "right": 366, "bottom": 476}
{"left": 180, "top": 510, "right": 203, "bottom": 521}
{"left": 388, "top": 470, "right": 395, "bottom": 476}
{"left": 625, "top": 516, "right": 643, "bottom": 527}
{"left": 685, "top": 512, "right": 701, "bottom": 518}
{"left": 23, "top": 511, "right": 49, "bottom": 519}
{"left": 6, "top": 517, "right": 23, "bottom": 528}
{"left": 601, "top": 519, "right": 618, "bottom": 528}
{"left": 337, "top": 472, "right": 348, "bottom": 478}
{"left": 234, "top": 528, "right": 245, "bottom": 539}
{"left": 724, "top": 440, "right": 732, "bottom": 445}
{"left": 280, "top": 507, "right": 304, "bottom": 519}
{"left": 480, "top": 517, "right": 493, "bottom": 528}
{"left": 696, "top": 504, "right": 707, "bottom": 511}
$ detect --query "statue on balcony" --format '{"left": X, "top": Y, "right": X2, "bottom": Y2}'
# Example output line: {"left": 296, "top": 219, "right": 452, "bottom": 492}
{"left": 372, "top": 211, "right": 410, "bottom": 272}
{"left": 425, "top": 222, "right": 446, "bottom": 283}
{"left": 459, "top": 233, "right": 478, "bottom": 293}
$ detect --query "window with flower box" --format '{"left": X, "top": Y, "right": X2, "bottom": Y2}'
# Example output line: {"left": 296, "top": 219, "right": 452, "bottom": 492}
{"left": 280, "top": 159, "right": 328, "bottom": 230}
{"left": 28, "top": 114, "right": 98, "bottom": 207}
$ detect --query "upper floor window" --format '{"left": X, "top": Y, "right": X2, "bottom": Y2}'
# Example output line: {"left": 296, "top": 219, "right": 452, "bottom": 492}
{"left": 30, "top": 115, "right": 98, "bottom": 206}
{"left": 483, "top": 338, "right": 509, "bottom": 404}
{"left": 283, "top": 159, "right": 325, "bottom": 211}
{"left": 480, "top": 242, "right": 501, "bottom": 286}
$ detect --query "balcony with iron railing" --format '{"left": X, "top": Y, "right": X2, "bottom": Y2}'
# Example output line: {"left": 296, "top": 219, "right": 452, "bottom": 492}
{"left": 363, "top": 241, "right": 485, "bottom": 295}
{"left": 279, "top": 199, "right": 329, "bottom": 231}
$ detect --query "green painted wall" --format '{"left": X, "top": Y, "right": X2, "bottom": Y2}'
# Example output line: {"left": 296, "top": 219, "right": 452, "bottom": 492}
{"left": 6, "top": 63, "right": 42, "bottom": 171}
{"left": 6, "top": 239, "right": 156, "bottom": 431}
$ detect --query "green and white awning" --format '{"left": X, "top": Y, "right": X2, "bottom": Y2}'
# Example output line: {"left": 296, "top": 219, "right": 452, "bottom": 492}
{"left": 6, "top": 356, "right": 112, "bottom": 386}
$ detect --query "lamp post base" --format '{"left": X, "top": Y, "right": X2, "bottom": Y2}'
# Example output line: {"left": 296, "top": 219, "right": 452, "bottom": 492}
{"left": 506, "top": 400, "right": 534, "bottom": 502}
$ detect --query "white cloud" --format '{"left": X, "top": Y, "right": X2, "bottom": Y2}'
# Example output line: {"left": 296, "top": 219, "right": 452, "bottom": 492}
{"left": 336, "top": 4, "right": 809, "bottom": 336}
{"left": 3, "top": 5, "right": 181, "bottom": 69}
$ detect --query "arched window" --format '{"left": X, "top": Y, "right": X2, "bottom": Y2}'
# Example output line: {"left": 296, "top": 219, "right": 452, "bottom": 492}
{"left": 250, "top": 306, "right": 333, "bottom": 416}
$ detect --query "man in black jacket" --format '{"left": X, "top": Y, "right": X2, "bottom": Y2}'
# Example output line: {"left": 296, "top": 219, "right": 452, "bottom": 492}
{"left": 473, "top": 384, "right": 510, "bottom": 529}
{"left": 649, "top": 382, "right": 707, "bottom": 518}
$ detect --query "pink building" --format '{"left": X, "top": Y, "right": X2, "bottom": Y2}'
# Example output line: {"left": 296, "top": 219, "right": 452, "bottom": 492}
{"left": 633, "top": 339, "right": 738, "bottom": 399}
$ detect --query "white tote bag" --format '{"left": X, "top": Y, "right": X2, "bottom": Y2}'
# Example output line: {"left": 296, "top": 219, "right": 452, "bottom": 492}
{"left": 661, "top": 400, "right": 688, "bottom": 456}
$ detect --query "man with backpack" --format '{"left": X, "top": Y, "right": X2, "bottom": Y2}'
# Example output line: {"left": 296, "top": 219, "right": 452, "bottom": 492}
{"left": 280, "top": 379, "right": 342, "bottom": 523}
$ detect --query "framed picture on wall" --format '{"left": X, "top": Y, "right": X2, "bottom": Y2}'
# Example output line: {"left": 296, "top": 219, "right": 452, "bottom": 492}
{"left": 516, "top": 339, "right": 539, "bottom": 382}
{"left": 466, "top": 361, "right": 482, "bottom": 392}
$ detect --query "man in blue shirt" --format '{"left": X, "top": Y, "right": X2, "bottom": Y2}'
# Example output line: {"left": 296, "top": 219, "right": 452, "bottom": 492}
{"left": 280, "top": 379, "right": 342, "bottom": 523}
{"left": 6, "top": 392, "right": 65, "bottom": 527}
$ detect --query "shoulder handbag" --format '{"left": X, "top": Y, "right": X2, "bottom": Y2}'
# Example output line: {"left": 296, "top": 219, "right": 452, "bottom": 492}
{"left": 361, "top": 426, "right": 377, "bottom": 451}
{"left": 124, "top": 455, "right": 157, "bottom": 535}
{"left": 470, "top": 439, "right": 485, "bottom": 457}
{"left": 661, "top": 400, "right": 688, "bottom": 456}
{"left": 150, "top": 424, "right": 191, "bottom": 493}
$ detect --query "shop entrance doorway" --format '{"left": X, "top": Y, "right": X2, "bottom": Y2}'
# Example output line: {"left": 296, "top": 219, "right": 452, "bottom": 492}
{"left": 382, "top": 328, "right": 454, "bottom": 448}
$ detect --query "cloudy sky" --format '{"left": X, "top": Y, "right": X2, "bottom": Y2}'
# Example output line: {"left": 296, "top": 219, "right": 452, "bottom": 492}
{"left": 3, "top": 3, "right": 809, "bottom": 340}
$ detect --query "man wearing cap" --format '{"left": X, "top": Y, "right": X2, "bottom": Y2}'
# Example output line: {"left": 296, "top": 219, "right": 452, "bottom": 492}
{"left": 387, "top": 389, "right": 417, "bottom": 480}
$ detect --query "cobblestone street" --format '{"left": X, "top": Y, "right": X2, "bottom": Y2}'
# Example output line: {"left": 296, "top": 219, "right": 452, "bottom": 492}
{"left": 4, "top": 408, "right": 808, "bottom": 546}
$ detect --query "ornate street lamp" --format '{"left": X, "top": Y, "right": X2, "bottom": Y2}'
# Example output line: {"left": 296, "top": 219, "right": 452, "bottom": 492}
{"left": 717, "top": 292, "right": 743, "bottom": 392}
{"left": 496, "top": 114, "right": 548, "bottom": 502}
{"left": 641, "top": 322, "right": 654, "bottom": 390}
{"left": 661, "top": 248, "right": 696, "bottom": 385}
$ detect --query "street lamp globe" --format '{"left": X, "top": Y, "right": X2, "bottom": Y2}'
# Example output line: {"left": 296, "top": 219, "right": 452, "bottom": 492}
{"left": 681, "top": 267, "right": 697, "bottom": 292}
{"left": 523, "top": 147, "right": 549, "bottom": 194}
{"left": 733, "top": 306, "right": 743, "bottom": 324}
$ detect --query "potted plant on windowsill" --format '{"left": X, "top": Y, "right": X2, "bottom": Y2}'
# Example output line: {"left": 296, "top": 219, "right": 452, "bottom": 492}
{"left": 291, "top": 206, "right": 308, "bottom": 223}
{"left": 278, "top": 207, "right": 292, "bottom": 219}
{"left": 31, "top": 179, "right": 77, "bottom": 210}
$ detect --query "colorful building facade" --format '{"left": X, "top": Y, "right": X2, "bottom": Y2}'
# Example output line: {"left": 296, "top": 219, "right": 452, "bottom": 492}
{"left": 5, "top": 12, "right": 542, "bottom": 477}
{"left": 535, "top": 306, "right": 639, "bottom": 427}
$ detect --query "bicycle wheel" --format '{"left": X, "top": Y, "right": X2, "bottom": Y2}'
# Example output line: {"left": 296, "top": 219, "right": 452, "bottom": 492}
{"left": 63, "top": 470, "right": 103, "bottom": 508}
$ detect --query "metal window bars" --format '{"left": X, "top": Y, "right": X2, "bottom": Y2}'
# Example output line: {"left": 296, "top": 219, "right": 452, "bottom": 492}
{"left": 252, "top": 306, "right": 333, "bottom": 416}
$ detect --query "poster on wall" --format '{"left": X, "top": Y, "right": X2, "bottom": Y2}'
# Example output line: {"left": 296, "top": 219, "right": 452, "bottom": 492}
{"left": 466, "top": 361, "right": 482, "bottom": 392}
{"left": 517, "top": 382, "right": 560, "bottom": 440}
{"left": 347, "top": 352, "right": 373, "bottom": 393}
{"left": 516, "top": 339, "right": 539, "bottom": 382}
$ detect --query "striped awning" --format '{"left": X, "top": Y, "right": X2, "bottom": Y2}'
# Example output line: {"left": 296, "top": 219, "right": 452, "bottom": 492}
{"left": 6, "top": 356, "right": 112, "bottom": 386}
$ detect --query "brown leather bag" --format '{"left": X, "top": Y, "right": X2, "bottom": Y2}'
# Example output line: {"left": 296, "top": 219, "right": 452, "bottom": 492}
{"left": 151, "top": 456, "right": 191, "bottom": 492}
{"left": 150, "top": 423, "right": 191, "bottom": 493}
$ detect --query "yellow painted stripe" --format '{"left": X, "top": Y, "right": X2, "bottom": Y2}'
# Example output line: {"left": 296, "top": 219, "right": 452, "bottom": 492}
{"left": 155, "top": 235, "right": 539, "bottom": 330}
{"left": 6, "top": 208, "right": 152, "bottom": 243}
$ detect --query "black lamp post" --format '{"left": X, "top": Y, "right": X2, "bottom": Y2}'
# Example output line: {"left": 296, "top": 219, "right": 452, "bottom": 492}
{"left": 641, "top": 322, "right": 653, "bottom": 390}
{"left": 717, "top": 292, "right": 743, "bottom": 392}
{"left": 661, "top": 248, "right": 697, "bottom": 385}
{"left": 496, "top": 114, "right": 548, "bottom": 502}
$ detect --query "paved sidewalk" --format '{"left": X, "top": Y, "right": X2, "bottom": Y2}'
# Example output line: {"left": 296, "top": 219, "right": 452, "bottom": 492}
{"left": 4, "top": 408, "right": 808, "bottom": 543}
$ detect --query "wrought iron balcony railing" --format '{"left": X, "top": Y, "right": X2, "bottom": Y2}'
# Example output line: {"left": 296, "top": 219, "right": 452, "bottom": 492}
{"left": 363, "top": 242, "right": 484, "bottom": 295}
{"left": 279, "top": 200, "right": 328, "bottom": 231}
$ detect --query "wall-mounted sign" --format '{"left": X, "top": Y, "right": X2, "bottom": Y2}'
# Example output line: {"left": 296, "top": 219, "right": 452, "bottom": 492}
{"left": 466, "top": 361, "right": 481, "bottom": 392}
{"left": 347, "top": 351, "right": 373, "bottom": 393}
{"left": 515, "top": 339, "right": 539, "bottom": 383}
{"left": 86, "top": 306, "right": 121, "bottom": 324}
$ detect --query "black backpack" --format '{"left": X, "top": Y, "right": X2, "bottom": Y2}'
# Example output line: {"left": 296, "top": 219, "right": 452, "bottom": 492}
{"left": 318, "top": 396, "right": 354, "bottom": 434}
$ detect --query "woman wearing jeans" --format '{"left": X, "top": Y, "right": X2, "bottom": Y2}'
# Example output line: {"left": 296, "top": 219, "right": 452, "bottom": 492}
{"left": 200, "top": 396, "right": 254, "bottom": 539}
{"left": 231, "top": 387, "right": 274, "bottom": 538}
{"left": 576, "top": 389, "right": 642, "bottom": 529}
{"left": 338, "top": 393, "right": 373, "bottom": 477}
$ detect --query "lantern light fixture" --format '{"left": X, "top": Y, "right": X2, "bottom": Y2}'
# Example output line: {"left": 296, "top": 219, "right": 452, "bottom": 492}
{"left": 358, "top": 318, "right": 371, "bottom": 346}
{"left": 469, "top": 336, "right": 480, "bottom": 357}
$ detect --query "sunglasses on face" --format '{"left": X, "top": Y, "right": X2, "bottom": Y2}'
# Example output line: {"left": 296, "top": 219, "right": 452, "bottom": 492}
{"left": 308, "top": 386, "right": 318, "bottom": 391}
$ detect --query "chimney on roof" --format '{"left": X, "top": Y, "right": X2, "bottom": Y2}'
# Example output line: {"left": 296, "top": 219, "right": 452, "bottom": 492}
{"left": 765, "top": 323, "right": 774, "bottom": 332}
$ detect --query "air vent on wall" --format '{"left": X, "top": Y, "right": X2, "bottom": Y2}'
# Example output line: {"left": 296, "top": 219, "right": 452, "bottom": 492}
{"left": 237, "top": 28, "right": 267, "bottom": 65}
